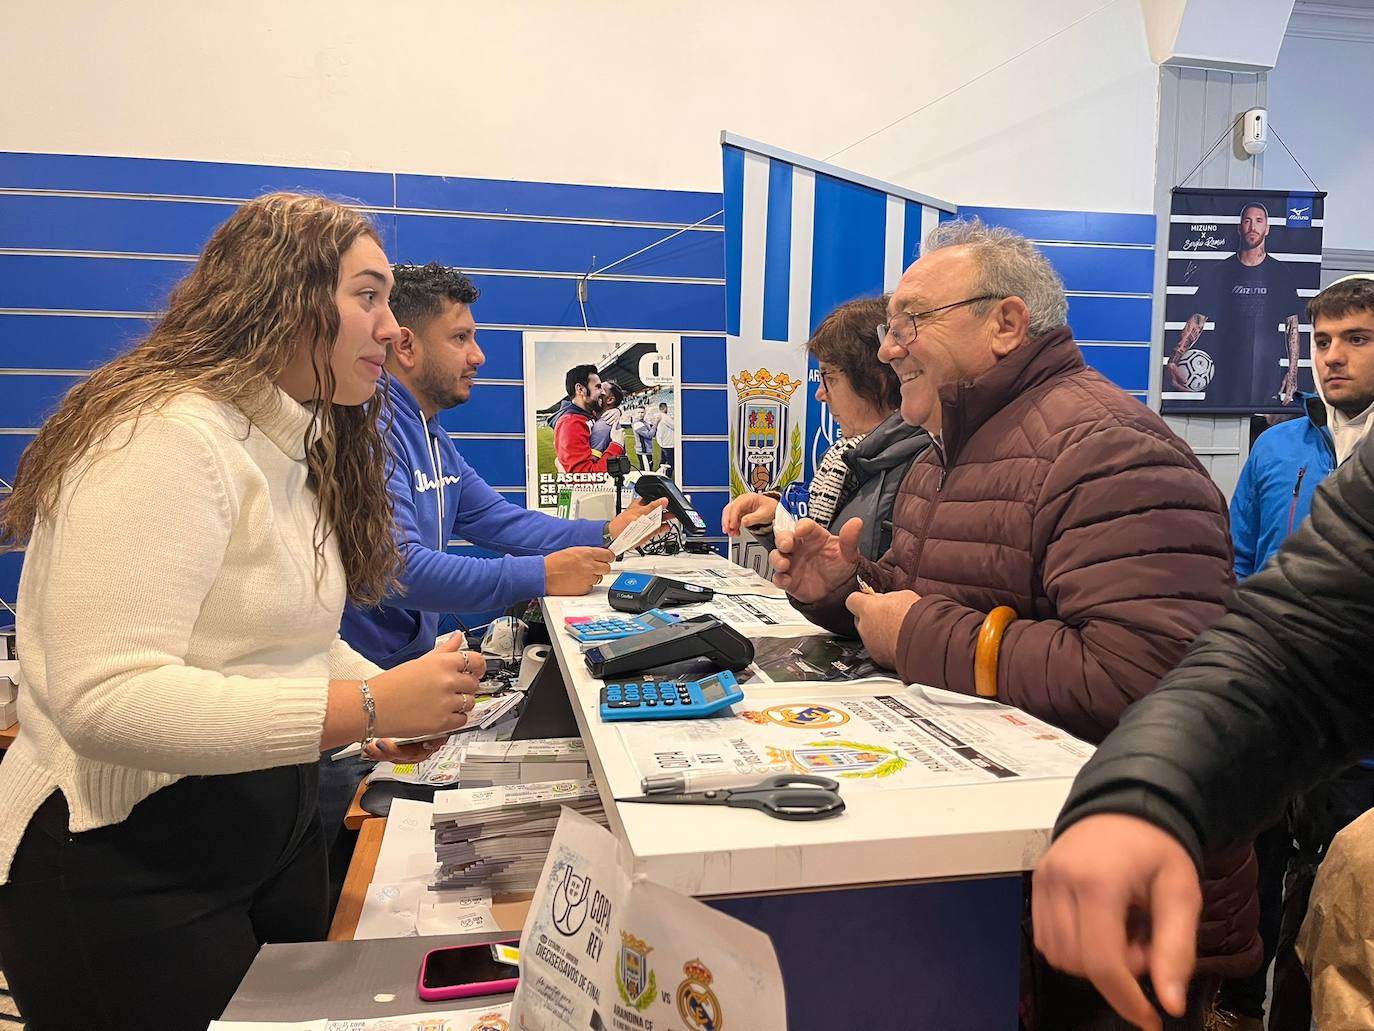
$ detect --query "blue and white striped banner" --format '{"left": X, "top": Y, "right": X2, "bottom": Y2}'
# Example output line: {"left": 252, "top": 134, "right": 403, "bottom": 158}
{"left": 721, "top": 133, "right": 955, "bottom": 493}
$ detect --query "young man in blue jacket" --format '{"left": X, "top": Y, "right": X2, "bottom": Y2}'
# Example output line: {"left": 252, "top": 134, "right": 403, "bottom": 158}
{"left": 1215, "top": 273, "right": 1374, "bottom": 1031}
{"left": 339, "top": 263, "right": 666, "bottom": 669}
{"left": 323, "top": 265, "right": 665, "bottom": 878}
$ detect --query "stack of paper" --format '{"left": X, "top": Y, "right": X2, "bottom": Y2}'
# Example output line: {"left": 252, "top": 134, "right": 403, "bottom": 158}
{"left": 430, "top": 780, "right": 606, "bottom": 894}
{"left": 459, "top": 738, "right": 590, "bottom": 788}
{"left": 0, "top": 659, "right": 19, "bottom": 728}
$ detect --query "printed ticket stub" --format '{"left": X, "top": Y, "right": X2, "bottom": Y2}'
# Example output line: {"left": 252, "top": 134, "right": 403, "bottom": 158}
{"left": 608, "top": 507, "right": 664, "bottom": 557}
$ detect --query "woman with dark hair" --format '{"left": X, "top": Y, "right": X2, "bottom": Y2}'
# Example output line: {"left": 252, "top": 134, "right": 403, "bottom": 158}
{"left": 723, "top": 296, "right": 930, "bottom": 559}
{"left": 0, "top": 193, "right": 484, "bottom": 1030}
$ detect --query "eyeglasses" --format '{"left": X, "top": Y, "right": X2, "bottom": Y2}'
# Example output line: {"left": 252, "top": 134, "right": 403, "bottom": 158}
{"left": 818, "top": 366, "right": 844, "bottom": 393}
{"left": 876, "top": 294, "right": 1005, "bottom": 349}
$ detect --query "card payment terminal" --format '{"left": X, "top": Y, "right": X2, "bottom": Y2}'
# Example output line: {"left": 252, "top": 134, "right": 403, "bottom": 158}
{"left": 607, "top": 572, "right": 713, "bottom": 614}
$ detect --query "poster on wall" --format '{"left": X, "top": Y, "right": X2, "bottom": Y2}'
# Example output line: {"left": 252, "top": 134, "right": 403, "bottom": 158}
{"left": 1162, "top": 187, "right": 1326, "bottom": 415}
{"left": 522, "top": 330, "right": 680, "bottom": 515}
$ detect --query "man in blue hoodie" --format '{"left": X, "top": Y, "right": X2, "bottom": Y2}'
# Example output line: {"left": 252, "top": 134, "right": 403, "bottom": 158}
{"left": 1214, "top": 273, "right": 1374, "bottom": 1031}
{"left": 339, "top": 263, "right": 667, "bottom": 670}
{"left": 323, "top": 265, "right": 665, "bottom": 879}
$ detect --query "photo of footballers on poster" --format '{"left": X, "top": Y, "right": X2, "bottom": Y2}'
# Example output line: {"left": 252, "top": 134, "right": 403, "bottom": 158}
{"left": 1163, "top": 187, "right": 1325, "bottom": 414}
{"left": 523, "top": 330, "right": 680, "bottom": 514}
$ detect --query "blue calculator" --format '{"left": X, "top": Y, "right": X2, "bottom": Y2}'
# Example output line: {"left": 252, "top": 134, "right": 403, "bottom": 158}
{"left": 599, "top": 670, "right": 744, "bottom": 722}
{"left": 565, "top": 608, "right": 682, "bottom": 644}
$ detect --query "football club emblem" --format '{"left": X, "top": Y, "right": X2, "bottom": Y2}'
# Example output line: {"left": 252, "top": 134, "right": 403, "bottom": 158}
{"left": 676, "top": 958, "right": 724, "bottom": 1031}
{"left": 730, "top": 367, "right": 803, "bottom": 496}
{"left": 740, "top": 704, "right": 850, "bottom": 729}
{"left": 615, "top": 931, "right": 658, "bottom": 1011}
{"left": 768, "top": 740, "right": 910, "bottom": 780}
{"left": 466, "top": 1016, "right": 510, "bottom": 1031}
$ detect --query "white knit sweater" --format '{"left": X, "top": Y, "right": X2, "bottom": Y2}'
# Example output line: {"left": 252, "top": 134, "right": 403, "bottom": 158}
{"left": 0, "top": 388, "right": 381, "bottom": 883}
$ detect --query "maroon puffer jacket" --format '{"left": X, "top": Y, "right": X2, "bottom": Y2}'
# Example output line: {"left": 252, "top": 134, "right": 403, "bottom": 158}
{"left": 800, "top": 327, "right": 1260, "bottom": 975}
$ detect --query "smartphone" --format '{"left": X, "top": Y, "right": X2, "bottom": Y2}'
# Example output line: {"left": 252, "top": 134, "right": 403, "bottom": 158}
{"left": 416, "top": 939, "right": 520, "bottom": 1002}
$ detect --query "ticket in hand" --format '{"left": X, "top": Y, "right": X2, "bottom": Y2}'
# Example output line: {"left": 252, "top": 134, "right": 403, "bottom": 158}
{"left": 771, "top": 502, "right": 798, "bottom": 537}
{"left": 608, "top": 505, "right": 664, "bottom": 557}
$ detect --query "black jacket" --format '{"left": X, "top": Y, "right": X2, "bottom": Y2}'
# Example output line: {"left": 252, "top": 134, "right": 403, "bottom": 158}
{"left": 833, "top": 412, "right": 931, "bottom": 559}
{"left": 1055, "top": 426, "right": 1374, "bottom": 870}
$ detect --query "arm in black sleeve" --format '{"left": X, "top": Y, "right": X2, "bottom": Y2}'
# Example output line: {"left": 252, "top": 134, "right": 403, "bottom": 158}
{"left": 1055, "top": 428, "right": 1374, "bottom": 869}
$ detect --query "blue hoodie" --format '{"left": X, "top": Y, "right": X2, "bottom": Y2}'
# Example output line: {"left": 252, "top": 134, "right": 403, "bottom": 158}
{"left": 1230, "top": 393, "right": 1335, "bottom": 580}
{"left": 341, "top": 376, "right": 605, "bottom": 667}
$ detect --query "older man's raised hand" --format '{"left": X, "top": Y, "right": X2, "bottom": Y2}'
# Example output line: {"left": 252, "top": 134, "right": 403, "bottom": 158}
{"left": 770, "top": 516, "right": 864, "bottom": 603}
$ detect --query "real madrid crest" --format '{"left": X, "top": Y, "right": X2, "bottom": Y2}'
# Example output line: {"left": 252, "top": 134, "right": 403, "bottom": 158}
{"left": 740, "top": 703, "right": 851, "bottom": 728}
{"left": 676, "top": 957, "right": 724, "bottom": 1031}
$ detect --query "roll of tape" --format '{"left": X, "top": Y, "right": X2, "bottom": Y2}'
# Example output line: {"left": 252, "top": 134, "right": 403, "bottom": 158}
{"left": 517, "top": 644, "right": 551, "bottom": 692}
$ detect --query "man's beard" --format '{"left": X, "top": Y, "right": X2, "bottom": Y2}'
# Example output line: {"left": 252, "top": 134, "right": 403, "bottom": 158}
{"left": 418, "top": 363, "right": 468, "bottom": 411}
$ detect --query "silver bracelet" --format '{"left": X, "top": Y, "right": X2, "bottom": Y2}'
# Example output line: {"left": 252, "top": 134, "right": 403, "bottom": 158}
{"left": 358, "top": 679, "right": 377, "bottom": 744}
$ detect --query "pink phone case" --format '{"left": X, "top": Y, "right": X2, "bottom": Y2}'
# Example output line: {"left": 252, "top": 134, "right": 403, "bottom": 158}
{"left": 416, "top": 940, "right": 520, "bottom": 1002}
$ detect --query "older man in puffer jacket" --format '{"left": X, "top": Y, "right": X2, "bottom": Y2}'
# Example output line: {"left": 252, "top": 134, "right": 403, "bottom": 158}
{"left": 772, "top": 219, "right": 1258, "bottom": 1028}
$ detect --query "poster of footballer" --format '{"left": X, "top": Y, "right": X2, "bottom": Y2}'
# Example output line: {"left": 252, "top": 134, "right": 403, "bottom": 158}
{"left": 522, "top": 330, "right": 681, "bottom": 514}
{"left": 1162, "top": 187, "right": 1325, "bottom": 415}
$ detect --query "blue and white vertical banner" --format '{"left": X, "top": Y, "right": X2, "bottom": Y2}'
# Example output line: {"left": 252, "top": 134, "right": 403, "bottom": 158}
{"left": 720, "top": 132, "right": 955, "bottom": 498}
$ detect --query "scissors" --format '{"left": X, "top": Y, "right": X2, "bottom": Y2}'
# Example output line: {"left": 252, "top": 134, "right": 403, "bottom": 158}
{"left": 621, "top": 774, "right": 845, "bottom": 821}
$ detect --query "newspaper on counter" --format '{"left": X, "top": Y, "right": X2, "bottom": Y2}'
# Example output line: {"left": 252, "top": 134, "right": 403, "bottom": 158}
{"left": 431, "top": 781, "right": 607, "bottom": 895}
{"left": 614, "top": 681, "right": 1095, "bottom": 793}
{"left": 512, "top": 807, "right": 786, "bottom": 1031}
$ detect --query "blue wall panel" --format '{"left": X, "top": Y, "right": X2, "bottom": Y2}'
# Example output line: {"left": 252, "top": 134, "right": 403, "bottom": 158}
{"left": 0, "top": 314, "right": 155, "bottom": 370}
{"left": 396, "top": 174, "right": 723, "bottom": 226}
{"left": 393, "top": 213, "right": 724, "bottom": 280}
{"left": 0, "top": 435, "right": 33, "bottom": 483}
{"left": 681, "top": 335, "right": 727, "bottom": 385}
{"left": 1065, "top": 295, "right": 1152, "bottom": 343}
{"left": 436, "top": 384, "right": 525, "bottom": 435}
{"left": 465, "top": 274, "right": 725, "bottom": 333}
{"left": 681, "top": 388, "right": 728, "bottom": 437}
{"left": 0, "top": 552, "right": 21, "bottom": 612}
{"left": 958, "top": 206, "right": 1156, "bottom": 246}
{"left": 450, "top": 437, "right": 527, "bottom": 489}
{"left": 0, "top": 152, "right": 395, "bottom": 207}
{"left": 682, "top": 440, "right": 729, "bottom": 485}
{"left": 469, "top": 329, "right": 523, "bottom": 381}
{"left": 1039, "top": 244, "right": 1154, "bottom": 296}
{"left": 0, "top": 375, "right": 81, "bottom": 427}
{"left": 0, "top": 195, "right": 236, "bottom": 255}
{"left": 680, "top": 488, "right": 729, "bottom": 534}
{"left": 0, "top": 255, "right": 190, "bottom": 313}
{"left": 1078, "top": 345, "right": 1151, "bottom": 393}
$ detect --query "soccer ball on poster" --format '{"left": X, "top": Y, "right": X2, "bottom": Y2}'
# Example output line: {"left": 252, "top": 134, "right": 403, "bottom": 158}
{"left": 1174, "top": 348, "right": 1215, "bottom": 393}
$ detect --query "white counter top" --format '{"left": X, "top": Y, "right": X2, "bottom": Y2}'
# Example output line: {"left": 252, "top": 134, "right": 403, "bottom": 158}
{"left": 545, "top": 553, "right": 1074, "bottom": 898}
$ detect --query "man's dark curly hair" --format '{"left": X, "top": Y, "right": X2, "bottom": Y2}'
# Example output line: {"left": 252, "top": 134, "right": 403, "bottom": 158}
{"left": 390, "top": 262, "right": 480, "bottom": 332}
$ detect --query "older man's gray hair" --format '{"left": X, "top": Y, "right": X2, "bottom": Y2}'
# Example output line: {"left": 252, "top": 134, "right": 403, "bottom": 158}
{"left": 924, "top": 219, "right": 1069, "bottom": 338}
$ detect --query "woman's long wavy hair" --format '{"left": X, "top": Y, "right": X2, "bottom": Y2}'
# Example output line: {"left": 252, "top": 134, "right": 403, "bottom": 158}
{"left": 0, "top": 192, "right": 401, "bottom": 605}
